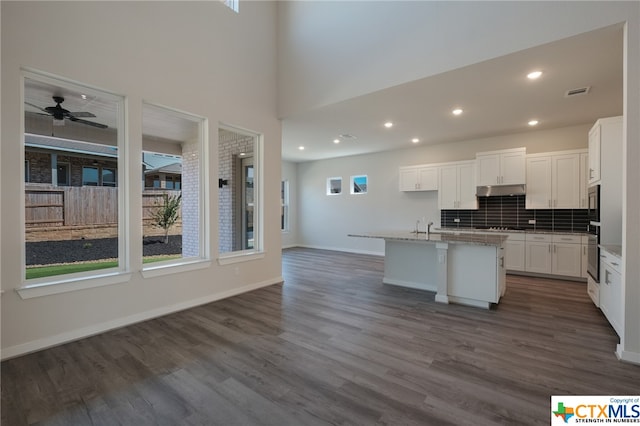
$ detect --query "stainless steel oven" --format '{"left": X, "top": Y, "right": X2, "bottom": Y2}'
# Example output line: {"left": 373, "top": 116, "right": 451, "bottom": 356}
{"left": 587, "top": 223, "right": 600, "bottom": 282}
{"left": 588, "top": 185, "right": 600, "bottom": 223}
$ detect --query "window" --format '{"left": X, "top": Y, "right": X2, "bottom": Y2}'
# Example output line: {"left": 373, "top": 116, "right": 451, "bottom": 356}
{"left": 222, "top": 0, "right": 239, "bottom": 13}
{"left": 350, "top": 175, "right": 368, "bottom": 194}
{"left": 142, "top": 102, "right": 208, "bottom": 272}
{"left": 281, "top": 180, "right": 289, "bottom": 231}
{"left": 218, "top": 125, "right": 262, "bottom": 257}
{"left": 22, "top": 70, "right": 125, "bottom": 289}
{"left": 327, "top": 177, "right": 342, "bottom": 195}
{"left": 82, "top": 166, "right": 99, "bottom": 186}
{"left": 24, "top": 160, "right": 30, "bottom": 182}
{"left": 102, "top": 168, "right": 116, "bottom": 187}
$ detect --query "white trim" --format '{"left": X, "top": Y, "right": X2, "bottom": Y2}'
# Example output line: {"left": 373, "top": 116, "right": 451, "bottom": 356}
{"left": 218, "top": 251, "right": 265, "bottom": 265}
{"left": 141, "top": 259, "right": 212, "bottom": 278}
{"left": 3, "top": 276, "right": 284, "bottom": 360}
{"left": 616, "top": 345, "right": 640, "bottom": 365}
{"left": 16, "top": 272, "right": 132, "bottom": 299}
{"left": 296, "top": 244, "right": 384, "bottom": 257}
{"left": 383, "top": 277, "right": 437, "bottom": 293}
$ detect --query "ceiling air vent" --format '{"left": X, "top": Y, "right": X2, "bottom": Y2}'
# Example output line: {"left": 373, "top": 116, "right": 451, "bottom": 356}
{"left": 339, "top": 133, "right": 357, "bottom": 139}
{"left": 564, "top": 86, "right": 591, "bottom": 98}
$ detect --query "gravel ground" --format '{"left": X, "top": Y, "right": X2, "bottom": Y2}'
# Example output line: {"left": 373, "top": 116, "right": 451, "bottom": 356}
{"left": 26, "top": 235, "right": 182, "bottom": 266}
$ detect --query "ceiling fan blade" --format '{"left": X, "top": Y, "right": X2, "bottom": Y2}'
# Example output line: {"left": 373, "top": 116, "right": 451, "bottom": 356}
{"left": 24, "top": 102, "right": 49, "bottom": 114}
{"left": 68, "top": 111, "right": 96, "bottom": 118}
{"left": 68, "top": 117, "right": 108, "bottom": 129}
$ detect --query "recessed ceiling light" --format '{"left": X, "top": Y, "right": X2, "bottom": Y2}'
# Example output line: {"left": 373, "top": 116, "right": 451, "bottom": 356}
{"left": 298, "top": 146, "right": 305, "bottom": 150}
{"left": 333, "top": 139, "right": 340, "bottom": 144}
{"left": 411, "top": 138, "right": 420, "bottom": 143}
{"left": 528, "top": 120, "right": 539, "bottom": 126}
{"left": 527, "top": 70, "right": 542, "bottom": 80}
{"left": 452, "top": 108, "right": 463, "bottom": 116}
{"left": 384, "top": 122, "right": 393, "bottom": 128}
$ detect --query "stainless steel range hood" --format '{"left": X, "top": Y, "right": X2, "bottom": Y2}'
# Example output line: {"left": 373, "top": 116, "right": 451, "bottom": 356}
{"left": 476, "top": 184, "right": 526, "bottom": 197}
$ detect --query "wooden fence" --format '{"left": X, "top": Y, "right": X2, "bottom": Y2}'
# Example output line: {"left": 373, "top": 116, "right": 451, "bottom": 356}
{"left": 25, "top": 184, "right": 181, "bottom": 228}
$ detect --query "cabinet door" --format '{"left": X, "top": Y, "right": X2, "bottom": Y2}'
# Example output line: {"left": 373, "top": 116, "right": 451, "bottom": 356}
{"left": 505, "top": 240, "right": 525, "bottom": 271}
{"left": 608, "top": 267, "right": 623, "bottom": 336}
{"left": 581, "top": 243, "right": 588, "bottom": 278}
{"left": 525, "top": 241, "right": 552, "bottom": 274}
{"left": 417, "top": 167, "right": 438, "bottom": 191}
{"left": 552, "top": 154, "right": 581, "bottom": 209}
{"left": 600, "top": 261, "right": 612, "bottom": 321}
{"left": 399, "top": 167, "right": 418, "bottom": 191}
{"left": 580, "top": 153, "right": 589, "bottom": 209}
{"left": 552, "top": 243, "right": 582, "bottom": 277}
{"left": 476, "top": 154, "right": 500, "bottom": 186}
{"left": 501, "top": 151, "right": 526, "bottom": 185}
{"left": 457, "top": 162, "right": 478, "bottom": 210}
{"left": 588, "top": 124, "right": 601, "bottom": 184}
{"left": 438, "top": 165, "right": 458, "bottom": 210}
{"left": 526, "top": 156, "right": 552, "bottom": 209}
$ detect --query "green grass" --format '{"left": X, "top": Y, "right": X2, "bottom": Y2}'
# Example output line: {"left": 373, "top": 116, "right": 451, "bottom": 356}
{"left": 25, "top": 255, "right": 182, "bottom": 280}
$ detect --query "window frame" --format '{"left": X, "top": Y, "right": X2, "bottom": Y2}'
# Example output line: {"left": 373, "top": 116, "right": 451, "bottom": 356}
{"left": 217, "top": 123, "right": 264, "bottom": 264}
{"left": 18, "top": 68, "right": 130, "bottom": 299}
{"left": 140, "top": 101, "right": 210, "bottom": 277}
{"left": 350, "top": 175, "right": 368, "bottom": 195}
{"left": 327, "top": 177, "right": 342, "bottom": 195}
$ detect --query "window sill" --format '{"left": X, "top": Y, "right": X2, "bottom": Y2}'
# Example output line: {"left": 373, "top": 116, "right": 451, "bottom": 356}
{"left": 141, "top": 258, "right": 211, "bottom": 278}
{"left": 17, "top": 271, "right": 132, "bottom": 299}
{"left": 218, "top": 250, "right": 265, "bottom": 265}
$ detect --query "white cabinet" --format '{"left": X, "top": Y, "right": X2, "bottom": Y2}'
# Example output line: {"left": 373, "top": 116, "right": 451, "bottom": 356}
{"left": 524, "top": 233, "right": 583, "bottom": 278}
{"left": 504, "top": 233, "right": 525, "bottom": 272}
{"left": 552, "top": 154, "right": 582, "bottom": 209}
{"left": 399, "top": 165, "right": 438, "bottom": 191}
{"left": 588, "top": 122, "right": 601, "bottom": 185}
{"left": 476, "top": 148, "right": 526, "bottom": 186}
{"left": 580, "top": 152, "right": 589, "bottom": 209}
{"left": 438, "top": 161, "right": 477, "bottom": 210}
{"left": 525, "top": 151, "right": 585, "bottom": 210}
{"left": 525, "top": 234, "right": 552, "bottom": 274}
{"left": 525, "top": 156, "right": 552, "bottom": 209}
{"left": 581, "top": 236, "right": 589, "bottom": 279}
{"left": 600, "top": 249, "right": 623, "bottom": 336}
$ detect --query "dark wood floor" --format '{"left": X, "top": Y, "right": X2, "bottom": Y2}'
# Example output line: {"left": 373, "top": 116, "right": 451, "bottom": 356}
{"left": 2, "top": 247, "right": 638, "bottom": 425}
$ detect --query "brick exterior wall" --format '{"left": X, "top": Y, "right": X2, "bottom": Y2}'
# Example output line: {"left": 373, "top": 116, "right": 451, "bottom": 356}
{"left": 218, "top": 130, "right": 254, "bottom": 253}
{"left": 181, "top": 142, "right": 200, "bottom": 257}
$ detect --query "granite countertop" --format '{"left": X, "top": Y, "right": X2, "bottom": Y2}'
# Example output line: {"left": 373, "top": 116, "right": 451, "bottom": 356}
{"left": 348, "top": 231, "right": 507, "bottom": 247}
{"left": 436, "top": 227, "right": 590, "bottom": 236}
{"left": 600, "top": 244, "right": 622, "bottom": 258}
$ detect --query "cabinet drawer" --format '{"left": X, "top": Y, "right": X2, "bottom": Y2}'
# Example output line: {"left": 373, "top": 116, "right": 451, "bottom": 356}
{"left": 552, "top": 234, "right": 582, "bottom": 244}
{"left": 526, "top": 234, "right": 552, "bottom": 243}
{"left": 600, "top": 250, "right": 622, "bottom": 273}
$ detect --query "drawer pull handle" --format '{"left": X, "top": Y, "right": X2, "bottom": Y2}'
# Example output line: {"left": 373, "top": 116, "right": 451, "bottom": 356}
{"left": 612, "top": 262, "right": 619, "bottom": 266}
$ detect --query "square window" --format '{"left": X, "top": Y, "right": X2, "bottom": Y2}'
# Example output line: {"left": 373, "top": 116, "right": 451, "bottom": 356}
{"left": 327, "top": 177, "right": 342, "bottom": 195}
{"left": 350, "top": 175, "right": 368, "bottom": 194}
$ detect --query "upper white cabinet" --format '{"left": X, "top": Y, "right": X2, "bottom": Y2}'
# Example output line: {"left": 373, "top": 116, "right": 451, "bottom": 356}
{"left": 580, "top": 152, "right": 589, "bottom": 209}
{"left": 476, "top": 147, "right": 526, "bottom": 186}
{"left": 438, "top": 161, "right": 477, "bottom": 210}
{"left": 588, "top": 122, "right": 601, "bottom": 185}
{"left": 525, "top": 150, "right": 586, "bottom": 210}
{"left": 399, "top": 165, "right": 438, "bottom": 191}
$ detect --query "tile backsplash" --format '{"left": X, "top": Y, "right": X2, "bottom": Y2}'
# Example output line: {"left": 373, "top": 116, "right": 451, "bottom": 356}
{"left": 440, "top": 195, "right": 589, "bottom": 232}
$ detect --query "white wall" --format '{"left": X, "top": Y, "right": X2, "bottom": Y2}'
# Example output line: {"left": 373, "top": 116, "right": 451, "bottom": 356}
{"left": 1, "top": 2, "right": 282, "bottom": 358}
{"left": 281, "top": 160, "right": 299, "bottom": 248}
{"left": 295, "top": 124, "right": 590, "bottom": 255}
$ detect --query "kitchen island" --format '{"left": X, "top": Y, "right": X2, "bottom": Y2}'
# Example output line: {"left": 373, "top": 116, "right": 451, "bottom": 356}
{"left": 349, "top": 231, "right": 507, "bottom": 309}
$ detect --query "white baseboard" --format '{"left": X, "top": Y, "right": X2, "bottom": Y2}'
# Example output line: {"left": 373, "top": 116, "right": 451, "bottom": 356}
{"left": 616, "top": 344, "right": 640, "bottom": 365}
{"left": 1, "top": 276, "right": 284, "bottom": 361}
{"left": 295, "top": 244, "right": 384, "bottom": 257}
{"left": 383, "top": 277, "right": 437, "bottom": 293}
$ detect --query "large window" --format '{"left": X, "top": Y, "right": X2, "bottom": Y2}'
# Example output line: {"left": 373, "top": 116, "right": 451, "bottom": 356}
{"left": 23, "top": 71, "right": 125, "bottom": 284}
{"left": 218, "top": 125, "right": 262, "bottom": 256}
{"left": 141, "top": 102, "right": 208, "bottom": 271}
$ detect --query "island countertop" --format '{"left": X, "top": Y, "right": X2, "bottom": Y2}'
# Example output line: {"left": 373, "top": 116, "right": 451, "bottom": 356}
{"left": 348, "top": 231, "right": 507, "bottom": 247}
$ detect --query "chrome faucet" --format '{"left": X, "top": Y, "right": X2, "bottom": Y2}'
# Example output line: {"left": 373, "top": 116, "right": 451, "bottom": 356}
{"left": 427, "top": 221, "right": 434, "bottom": 235}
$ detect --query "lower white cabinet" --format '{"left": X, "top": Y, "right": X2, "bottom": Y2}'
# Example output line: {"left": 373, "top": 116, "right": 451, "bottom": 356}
{"left": 504, "top": 233, "right": 525, "bottom": 272}
{"left": 600, "top": 249, "right": 623, "bottom": 336}
{"left": 524, "top": 233, "right": 583, "bottom": 278}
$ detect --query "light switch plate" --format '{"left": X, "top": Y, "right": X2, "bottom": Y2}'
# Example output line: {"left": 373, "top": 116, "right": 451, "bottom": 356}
{"left": 529, "top": 219, "right": 536, "bottom": 224}
{"left": 454, "top": 218, "right": 460, "bottom": 223}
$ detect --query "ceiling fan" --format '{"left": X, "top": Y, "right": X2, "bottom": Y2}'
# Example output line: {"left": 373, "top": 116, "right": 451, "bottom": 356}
{"left": 25, "top": 96, "right": 108, "bottom": 129}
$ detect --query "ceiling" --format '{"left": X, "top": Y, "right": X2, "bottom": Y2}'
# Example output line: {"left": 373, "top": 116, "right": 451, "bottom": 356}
{"left": 281, "top": 24, "right": 624, "bottom": 163}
